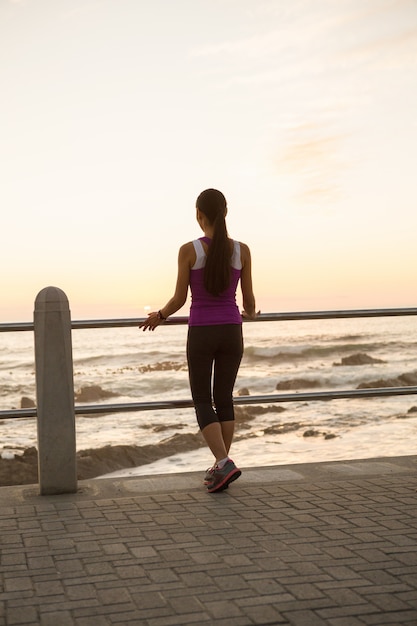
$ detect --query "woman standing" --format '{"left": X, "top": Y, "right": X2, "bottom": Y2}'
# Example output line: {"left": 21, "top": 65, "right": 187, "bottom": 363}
{"left": 140, "top": 189, "right": 257, "bottom": 492}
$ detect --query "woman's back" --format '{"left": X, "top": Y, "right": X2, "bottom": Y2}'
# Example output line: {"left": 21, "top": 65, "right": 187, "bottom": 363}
{"left": 188, "top": 237, "right": 242, "bottom": 326}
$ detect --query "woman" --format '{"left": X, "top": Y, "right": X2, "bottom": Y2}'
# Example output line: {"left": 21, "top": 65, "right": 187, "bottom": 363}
{"left": 140, "top": 188, "right": 257, "bottom": 493}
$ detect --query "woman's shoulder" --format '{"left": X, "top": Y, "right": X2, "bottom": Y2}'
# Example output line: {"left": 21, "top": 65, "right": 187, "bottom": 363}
{"left": 234, "top": 241, "right": 251, "bottom": 267}
{"left": 178, "top": 241, "right": 197, "bottom": 265}
{"left": 179, "top": 241, "right": 195, "bottom": 250}
{"left": 235, "top": 240, "right": 251, "bottom": 254}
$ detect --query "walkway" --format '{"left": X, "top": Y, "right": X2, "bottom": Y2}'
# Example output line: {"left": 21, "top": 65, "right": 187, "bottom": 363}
{"left": 1, "top": 455, "right": 417, "bottom": 625}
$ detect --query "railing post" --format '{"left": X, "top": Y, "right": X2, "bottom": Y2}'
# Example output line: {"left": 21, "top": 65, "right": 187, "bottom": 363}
{"left": 34, "top": 286, "right": 77, "bottom": 495}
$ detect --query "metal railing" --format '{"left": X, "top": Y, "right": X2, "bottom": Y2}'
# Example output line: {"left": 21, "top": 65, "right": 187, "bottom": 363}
{"left": 3, "top": 291, "right": 417, "bottom": 496}
{"left": 2, "top": 306, "right": 417, "bottom": 422}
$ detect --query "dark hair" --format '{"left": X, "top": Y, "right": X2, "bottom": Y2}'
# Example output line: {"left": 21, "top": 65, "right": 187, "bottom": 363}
{"left": 196, "top": 188, "right": 231, "bottom": 296}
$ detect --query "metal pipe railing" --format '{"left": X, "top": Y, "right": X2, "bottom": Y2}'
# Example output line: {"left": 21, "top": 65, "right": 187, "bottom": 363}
{"left": 2, "top": 307, "right": 417, "bottom": 332}
{"left": 1, "top": 385, "right": 417, "bottom": 421}
{"left": 1, "top": 307, "right": 417, "bottom": 421}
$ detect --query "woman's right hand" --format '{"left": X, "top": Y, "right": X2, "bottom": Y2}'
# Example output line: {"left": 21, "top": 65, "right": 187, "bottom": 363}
{"left": 139, "top": 312, "right": 163, "bottom": 331}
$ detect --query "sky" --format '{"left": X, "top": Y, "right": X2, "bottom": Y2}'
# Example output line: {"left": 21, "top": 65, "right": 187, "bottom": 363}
{"left": 1, "top": 0, "right": 416, "bottom": 322}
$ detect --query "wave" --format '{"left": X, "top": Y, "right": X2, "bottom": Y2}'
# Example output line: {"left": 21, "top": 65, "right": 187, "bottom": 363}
{"left": 244, "top": 341, "right": 417, "bottom": 363}
{"left": 244, "top": 343, "right": 378, "bottom": 362}
{"left": 13, "top": 366, "right": 417, "bottom": 412}
{"left": 74, "top": 349, "right": 185, "bottom": 367}
{"left": 0, "top": 360, "right": 34, "bottom": 371}
{"left": 73, "top": 359, "right": 188, "bottom": 376}
{"left": 254, "top": 369, "right": 417, "bottom": 393}
{"left": 357, "top": 370, "right": 417, "bottom": 389}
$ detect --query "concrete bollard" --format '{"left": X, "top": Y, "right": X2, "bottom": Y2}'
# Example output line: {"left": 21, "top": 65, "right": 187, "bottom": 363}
{"left": 34, "top": 287, "right": 77, "bottom": 495}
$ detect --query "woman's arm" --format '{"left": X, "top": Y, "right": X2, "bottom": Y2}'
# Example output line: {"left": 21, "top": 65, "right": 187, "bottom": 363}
{"left": 240, "top": 243, "right": 258, "bottom": 320}
{"left": 140, "top": 242, "right": 194, "bottom": 331}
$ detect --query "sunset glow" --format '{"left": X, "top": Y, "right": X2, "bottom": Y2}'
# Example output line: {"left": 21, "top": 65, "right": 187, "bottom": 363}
{"left": 1, "top": 0, "right": 416, "bottom": 322}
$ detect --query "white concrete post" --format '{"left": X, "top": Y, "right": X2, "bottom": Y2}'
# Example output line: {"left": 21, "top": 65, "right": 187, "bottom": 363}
{"left": 34, "top": 286, "right": 77, "bottom": 495}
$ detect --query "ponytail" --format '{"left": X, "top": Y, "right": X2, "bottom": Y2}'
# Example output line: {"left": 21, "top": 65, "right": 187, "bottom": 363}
{"left": 196, "top": 189, "right": 231, "bottom": 296}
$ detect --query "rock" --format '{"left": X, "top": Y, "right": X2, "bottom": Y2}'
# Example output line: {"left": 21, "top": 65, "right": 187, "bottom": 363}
{"left": 333, "top": 353, "right": 386, "bottom": 366}
{"left": 76, "top": 433, "right": 206, "bottom": 480}
{"left": 153, "top": 423, "right": 187, "bottom": 432}
{"left": 356, "top": 370, "right": 417, "bottom": 390}
{"left": 264, "top": 422, "right": 304, "bottom": 435}
{"left": 0, "top": 447, "right": 38, "bottom": 486}
{"left": 235, "top": 405, "right": 285, "bottom": 422}
{"left": 303, "top": 429, "right": 320, "bottom": 437}
{"left": 398, "top": 373, "right": 417, "bottom": 385}
{"left": 0, "top": 404, "right": 283, "bottom": 487}
{"left": 357, "top": 378, "right": 401, "bottom": 389}
{"left": 407, "top": 406, "right": 417, "bottom": 414}
{"left": 139, "top": 361, "right": 186, "bottom": 372}
{"left": 75, "top": 385, "right": 117, "bottom": 402}
{"left": 276, "top": 378, "right": 321, "bottom": 390}
{"left": 237, "top": 387, "right": 250, "bottom": 396}
{"left": 357, "top": 372, "right": 417, "bottom": 389}
{"left": 0, "top": 433, "right": 208, "bottom": 486}
{"left": 21, "top": 397, "right": 36, "bottom": 408}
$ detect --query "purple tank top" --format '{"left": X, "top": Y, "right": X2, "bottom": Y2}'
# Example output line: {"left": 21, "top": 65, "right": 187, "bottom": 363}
{"left": 188, "top": 237, "right": 242, "bottom": 326}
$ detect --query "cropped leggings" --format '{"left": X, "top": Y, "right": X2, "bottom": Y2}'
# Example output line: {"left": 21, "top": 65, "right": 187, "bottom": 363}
{"left": 187, "top": 324, "right": 243, "bottom": 430}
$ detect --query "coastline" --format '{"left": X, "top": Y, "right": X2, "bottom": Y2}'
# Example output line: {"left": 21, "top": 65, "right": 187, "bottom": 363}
{"left": 2, "top": 403, "right": 417, "bottom": 487}
{"left": 0, "top": 434, "right": 205, "bottom": 487}
{"left": 0, "top": 406, "right": 263, "bottom": 486}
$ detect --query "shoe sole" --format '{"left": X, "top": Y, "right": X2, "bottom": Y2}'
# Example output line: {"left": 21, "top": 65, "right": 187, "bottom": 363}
{"left": 207, "top": 468, "right": 241, "bottom": 493}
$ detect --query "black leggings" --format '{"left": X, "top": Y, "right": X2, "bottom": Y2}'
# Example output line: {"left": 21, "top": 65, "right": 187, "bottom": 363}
{"left": 187, "top": 324, "right": 243, "bottom": 430}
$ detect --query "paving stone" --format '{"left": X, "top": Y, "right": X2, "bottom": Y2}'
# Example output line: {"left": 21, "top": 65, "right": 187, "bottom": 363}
{"left": 4, "top": 577, "right": 33, "bottom": 592}
{"left": 26, "top": 556, "right": 54, "bottom": 570}
{"left": 329, "top": 618, "right": 366, "bottom": 625}
{"left": 73, "top": 616, "right": 111, "bottom": 626}
{"left": 39, "top": 610, "right": 74, "bottom": 626}
{"left": 167, "top": 595, "right": 205, "bottom": 614}
{"left": 1, "top": 458, "right": 417, "bottom": 625}
{"left": 148, "top": 568, "right": 180, "bottom": 583}
{"left": 5, "top": 605, "right": 39, "bottom": 624}
{"left": 145, "top": 614, "right": 212, "bottom": 626}
{"left": 55, "top": 558, "right": 88, "bottom": 574}
{"left": 361, "top": 609, "right": 417, "bottom": 624}
{"left": 130, "top": 545, "right": 158, "bottom": 558}
{"left": 282, "top": 608, "right": 326, "bottom": 625}
{"left": 204, "top": 598, "right": 243, "bottom": 619}
{"left": 65, "top": 583, "right": 97, "bottom": 600}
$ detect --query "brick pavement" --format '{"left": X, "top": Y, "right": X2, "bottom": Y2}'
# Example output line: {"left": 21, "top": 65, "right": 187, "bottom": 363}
{"left": 1, "top": 455, "right": 417, "bottom": 626}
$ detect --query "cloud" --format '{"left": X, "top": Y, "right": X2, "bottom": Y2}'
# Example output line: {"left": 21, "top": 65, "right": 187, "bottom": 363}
{"left": 328, "top": 0, "right": 417, "bottom": 70}
{"left": 57, "top": 1, "right": 104, "bottom": 23}
{"left": 341, "top": 26, "right": 417, "bottom": 70}
{"left": 192, "top": 0, "right": 417, "bottom": 77}
{"left": 277, "top": 123, "right": 348, "bottom": 207}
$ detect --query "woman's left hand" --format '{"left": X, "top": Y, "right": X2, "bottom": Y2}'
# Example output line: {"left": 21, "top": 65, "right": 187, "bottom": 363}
{"left": 241, "top": 309, "right": 261, "bottom": 321}
{"left": 139, "top": 312, "right": 163, "bottom": 332}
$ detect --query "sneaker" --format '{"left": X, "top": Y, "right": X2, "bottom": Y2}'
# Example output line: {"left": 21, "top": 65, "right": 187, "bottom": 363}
{"left": 204, "top": 466, "right": 230, "bottom": 488}
{"left": 203, "top": 466, "right": 215, "bottom": 485}
{"left": 206, "top": 460, "right": 241, "bottom": 493}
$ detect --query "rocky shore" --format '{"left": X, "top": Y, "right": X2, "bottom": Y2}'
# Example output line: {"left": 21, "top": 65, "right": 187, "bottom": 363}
{"left": 0, "top": 434, "right": 206, "bottom": 487}
{"left": 0, "top": 405, "right": 282, "bottom": 487}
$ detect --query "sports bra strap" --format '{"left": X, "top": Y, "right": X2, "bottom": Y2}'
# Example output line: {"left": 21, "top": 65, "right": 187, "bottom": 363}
{"left": 191, "top": 238, "right": 242, "bottom": 270}
{"left": 191, "top": 239, "right": 206, "bottom": 270}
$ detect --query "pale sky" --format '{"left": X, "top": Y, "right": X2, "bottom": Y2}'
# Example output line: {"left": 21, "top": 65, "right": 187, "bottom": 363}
{"left": 1, "top": 0, "right": 416, "bottom": 322}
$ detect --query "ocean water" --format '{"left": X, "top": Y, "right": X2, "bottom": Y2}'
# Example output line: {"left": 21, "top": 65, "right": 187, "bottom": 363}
{"left": 1, "top": 316, "right": 416, "bottom": 476}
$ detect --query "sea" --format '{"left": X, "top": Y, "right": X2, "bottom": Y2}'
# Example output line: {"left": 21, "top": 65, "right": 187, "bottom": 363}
{"left": 1, "top": 315, "right": 416, "bottom": 478}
